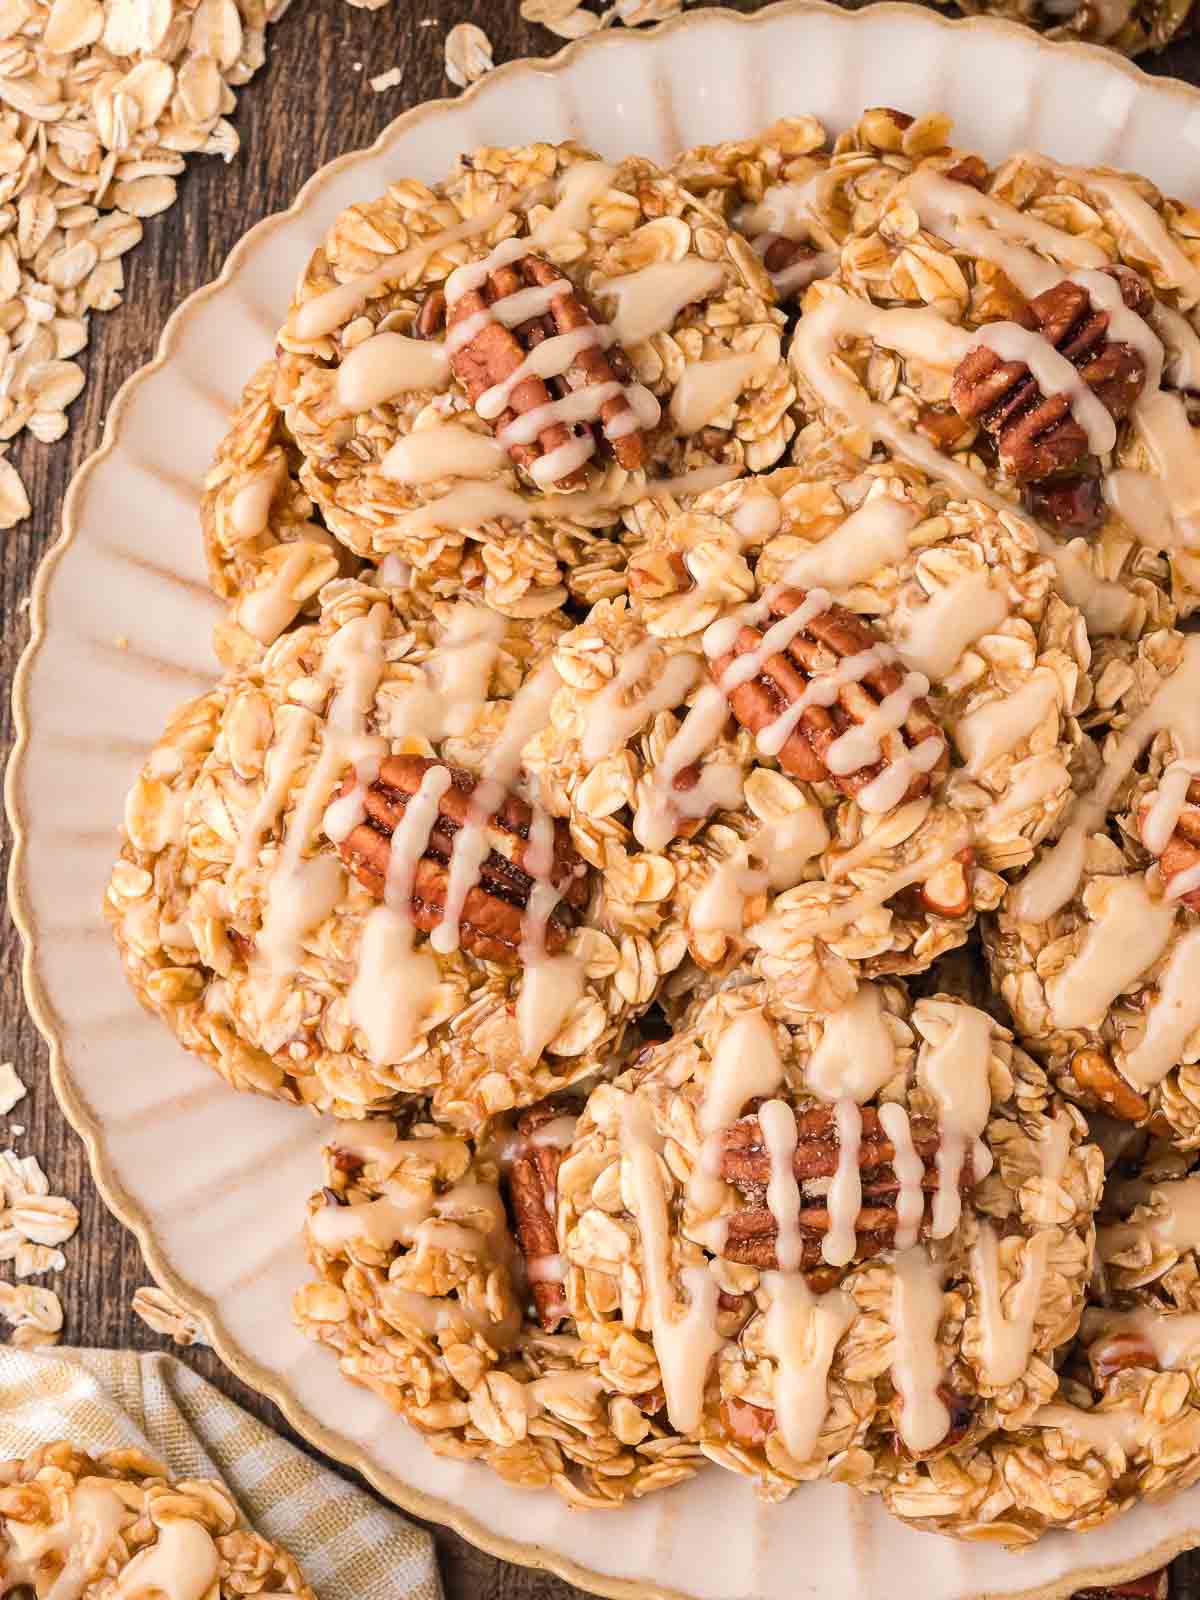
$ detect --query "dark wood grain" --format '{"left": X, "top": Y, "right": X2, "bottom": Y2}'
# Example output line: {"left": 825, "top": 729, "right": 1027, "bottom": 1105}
{"left": 1, "top": 3, "right": 1199, "bottom": 1596}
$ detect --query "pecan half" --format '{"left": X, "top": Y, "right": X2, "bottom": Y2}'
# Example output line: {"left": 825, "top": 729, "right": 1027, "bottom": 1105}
{"left": 1139, "top": 785, "right": 1200, "bottom": 910}
{"left": 717, "top": 1106, "right": 975, "bottom": 1271}
{"left": 1023, "top": 472, "right": 1106, "bottom": 534}
{"left": 446, "top": 252, "right": 648, "bottom": 487}
{"left": 508, "top": 1103, "right": 575, "bottom": 1331}
{"left": 709, "top": 587, "right": 945, "bottom": 799}
{"left": 951, "top": 268, "right": 1150, "bottom": 481}
{"left": 1068, "top": 1048, "right": 1149, "bottom": 1125}
{"left": 332, "top": 754, "right": 589, "bottom": 964}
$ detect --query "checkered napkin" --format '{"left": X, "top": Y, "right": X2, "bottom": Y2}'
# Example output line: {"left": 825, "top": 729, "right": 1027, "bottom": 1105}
{"left": 0, "top": 1346, "right": 441, "bottom": 1600}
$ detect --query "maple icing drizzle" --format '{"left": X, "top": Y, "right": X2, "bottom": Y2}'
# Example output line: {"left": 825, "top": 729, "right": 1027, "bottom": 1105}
{"left": 972, "top": 1112, "right": 1071, "bottom": 1387}
{"left": 735, "top": 173, "right": 840, "bottom": 298}
{"left": 889, "top": 1246, "right": 951, "bottom": 1453}
{"left": 905, "top": 166, "right": 1200, "bottom": 561}
{"left": 621, "top": 1096, "right": 724, "bottom": 1435}
{"left": 916, "top": 1003, "right": 995, "bottom": 1240}
{"left": 1083, "top": 1303, "right": 1200, "bottom": 1371}
{"left": 1014, "top": 633, "right": 1200, "bottom": 923}
{"left": 1046, "top": 873, "right": 1175, "bottom": 1033}
{"left": 1099, "top": 1173, "right": 1200, "bottom": 1261}
{"left": 761, "top": 1270, "right": 856, "bottom": 1463}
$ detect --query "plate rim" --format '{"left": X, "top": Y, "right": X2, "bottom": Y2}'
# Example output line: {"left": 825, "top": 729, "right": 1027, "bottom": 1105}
{"left": 8, "top": 4, "right": 1200, "bottom": 1594}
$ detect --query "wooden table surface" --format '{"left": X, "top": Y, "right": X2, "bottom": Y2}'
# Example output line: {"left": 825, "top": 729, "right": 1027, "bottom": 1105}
{"left": 3, "top": 2, "right": 1200, "bottom": 1594}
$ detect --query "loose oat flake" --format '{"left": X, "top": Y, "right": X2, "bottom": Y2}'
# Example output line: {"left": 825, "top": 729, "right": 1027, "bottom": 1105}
{"left": 0, "top": 1063, "right": 26, "bottom": 1115}
{"left": 131, "top": 1283, "right": 210, "bottom": 1346}
{"left": 444, "top": 22, "right": 494, "bottom": 88}
{"left": 369, "top": 66, "right": 403, "bottom": 93}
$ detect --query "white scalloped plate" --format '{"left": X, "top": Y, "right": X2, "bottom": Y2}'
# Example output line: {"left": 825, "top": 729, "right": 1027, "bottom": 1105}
{"left": 10, "top": 5, "right": 1200, "bottom": 1596}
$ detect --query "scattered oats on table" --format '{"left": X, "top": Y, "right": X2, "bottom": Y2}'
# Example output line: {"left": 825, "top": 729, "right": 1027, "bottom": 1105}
{"left": 0, "top": 1063, "right": 25, "bottom": 1116}
{"left": 444, "top": 22, "right": 495, "bottom": 89}
{"left": 132, "top": 1284, "right": 210, "bottom": 1347}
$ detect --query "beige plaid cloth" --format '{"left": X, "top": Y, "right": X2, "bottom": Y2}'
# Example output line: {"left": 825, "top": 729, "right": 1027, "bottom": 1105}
{"left": 0, "top": 1347, "right": 441, "bottom": 1600}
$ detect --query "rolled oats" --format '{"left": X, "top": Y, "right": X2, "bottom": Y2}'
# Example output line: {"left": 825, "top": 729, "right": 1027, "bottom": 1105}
{"left": 0, "top": 1442, "right": 315, "bottom": 1598}
{"left": 444, "top": 23, "right": 493, "bottom": 90}
{"left": 294, "top": 1113, "right": 700, "bottom": 1502}
{"left": 0, "top": 1063, "right": 25, "bottom": 1115}
{"left": 558, "top": 978, "right": 1100, "bottom": 1504}
{"left": 132, "top": 1284, "right": 210, "bottom": 1346}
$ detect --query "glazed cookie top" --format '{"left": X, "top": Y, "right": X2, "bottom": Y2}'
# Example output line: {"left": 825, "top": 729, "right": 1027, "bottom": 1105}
{"left": 106, "top": 579, "right": 661, "bottom": 1126}
{"left": 275, "top": 142, "right": 794, "bottom": 574}
{"left": 788, "top": 134, "right": 1200, "bottom": 636}
{"left": 531, "top": 459, "right": 1090, "bottom": 1003}
{"left": 0, "top": 1443, "right": 313, "bottom": 1600}
{"left": 671, "top": 109, "right": 967, "bottom": 307}
{"left": 558, "top": 979, "right": 1101, "bottom": 1497}
{"left": 988, "top": 628, "right": 1200, "bottom": 1146}
{"left": 294, "top": 1113, "right": 701, "bottom": 1507}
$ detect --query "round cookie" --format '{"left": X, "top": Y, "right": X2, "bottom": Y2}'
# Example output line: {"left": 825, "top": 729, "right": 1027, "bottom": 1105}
{"left": 987, "top": 628, "right": 1200, "bottom": 1147}
{"left": 274, "top": 142, "right": 795, "bottom": 609}
{"left": 877, "top": 1153, "right": 1200, "bottom": 1544}
{"left": 787, "top": 133, "right": 1200, "bottom": 634}
{"left": 104, "top": 579, "right": 655, "bottom": 1127}
{"left": 529, "top": 459, "right": 1091, "bottom": 1005}
{"left": 0, "top": 1442, "right": 313, "bottom": 1600}
{"left": 557, "top": 978, "right": 1101, "bottom": 1499}
{"left": 294, "top": 1113, "right": 701, "bottom": 1506}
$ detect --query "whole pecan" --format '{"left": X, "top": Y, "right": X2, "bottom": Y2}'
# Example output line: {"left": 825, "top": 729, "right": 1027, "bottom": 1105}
{"left": 445, "top": 252, "right": 649, "bottom": 488}
{"left": 507, "top": 1102, "right": 576, "bottom": 1331}
{"left": 332, "top": 754, "right": 589, "bottom": 964}
{"left": 717, "top": 1105, "right": 975, "bottom": 1272}
{"left": 709, "top": 587, "right": 945, "bottom": 801}
{"left": 951, "top": 267, "right": 1150, "bottom": 481}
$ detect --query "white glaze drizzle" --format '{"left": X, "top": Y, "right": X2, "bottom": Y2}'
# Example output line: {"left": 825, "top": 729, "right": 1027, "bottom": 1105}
{"left": 822, "top": 1098, "right": 863, "bottom": 1268}
{"left": 1045, "top": 873, "right": 1175, "bottom": 1032}
{"left": 759, "top": 1098, "right": 803, "bottom": 1272}
{"left": 761, "top": 1271, "right": 855, "bottom": 1465}
{"left": 968, "top": 320, "right": 1116, "bottom": 455}
{"left": 1014, "top": 635, "right": 1200, "bottom": 922}
{"left": 1122, "top": 925, "right": 1200, "bottom": 1090}
{"left": 889, "top": 1246, "right": 951, "bottom": 1454}
{"left": 805, "top": 983, "right": 897, "bottom": 1103}
{"left": 621, "top": 1097, "right": 725, "bottom": 1435}
{"left": 916, "top": 1004, "right": 994, "bottom": 1240}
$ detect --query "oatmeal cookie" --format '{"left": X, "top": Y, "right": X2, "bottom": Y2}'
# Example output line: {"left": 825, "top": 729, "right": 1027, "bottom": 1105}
{"left": 986, "top": 628, "right": 1200, "bottom": 1147}
{"left": 531, "top": 459, "right": 1092, "bottom": 1003}
{"left": 558, "top": 978, "right": 1101, "bottom": 1500}
{"left": 788, "top": 133, "right": 1200, "bottom": 633}
{"left": 274, "top": 142, "right": 794, "bottom": 613}
{"left": 105, "top": 579, "right": 658, "bottom": 1127}
{"left": 0, "top": 1442, "right": 313, "bottom": 1600}
{"left": 877, "top": 1195, "right": 1200, "bottom": 1547}
{"left": 293, "top": 1114, "right": 702, "bottom": 1506}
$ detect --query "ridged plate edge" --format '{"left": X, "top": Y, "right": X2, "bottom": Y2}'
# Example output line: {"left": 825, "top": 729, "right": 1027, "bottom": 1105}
{"left": 9, "top": 5, "right": 1200, "bottom": 1595}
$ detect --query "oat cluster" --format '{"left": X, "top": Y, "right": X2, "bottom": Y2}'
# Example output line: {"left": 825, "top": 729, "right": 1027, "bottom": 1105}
{"left": 0, "top": 1443, "right": 314, "bottom": 1600}
{"left": 102, "top": 111, "right": 1200, "bottom": 1544}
